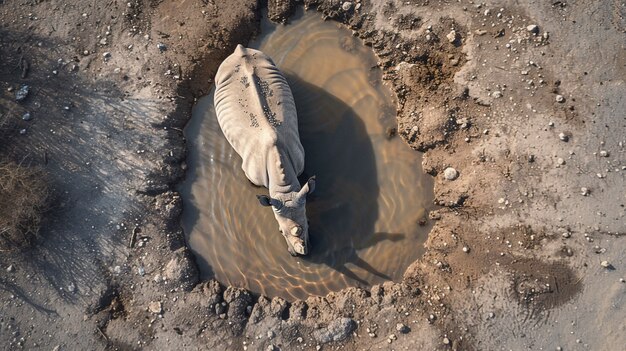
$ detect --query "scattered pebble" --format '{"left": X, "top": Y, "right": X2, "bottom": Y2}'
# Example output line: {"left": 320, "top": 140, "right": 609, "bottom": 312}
{"left": 557, "top": 158, "right": 565, "bottom": 165}
{"left": 6, "top": 265, "right": 14, "bottom": 273}
{"left": 341, "top": 2, "right": 353, "bottom": 11}
{"left": 443, "top": 167, "right": 459, "bottom": 180}
{"left": 19, "top": 129, "right": 27, "bottom": 135}
{"left": 600, "top": 261, "right": 613, "bottom": 269}
{"left": 599, "top": 150, "right": 609, "bottom": 157}
{"left": 103, "top": 52, "right": 111, "bottom": 60}
{"left": 558, "top": 132, "right": 569, "bottom": 141}
{"left": 526, "top": 24, "right": 539, "bottom": 34}
{"left": 22, "top": 112, "right": 32, "bottom": 121}
{"left": 562, "top": 232, "right": 571, "bottom": 238}
{"left": 580, "top": 187, "right": 590, "bottom": 196}
{"left": 67, "top": 283, "right": 76, "bottom": 293}
{"left": 492, "top": 91, "right": 503, "bottom": 98}
{"left": 555, "top": 95, "right": 565, "bottom": 103}
{"left": 462, "top": 246, "right": 470, "bottom": 253}
{"left": 15, "top": 85, "right": 30, "bottom": 101}
{"left": 446, "top": 30, "right": 459, "bottom": 43}
{"left": 396, "top": 323, "right": 410, "bottom": 334}
{"left": 443, "top": 337, "right": 451, "bottom": 345}
{"left": 157, "top": 43, "right": 167, "bottom": 52}
{"left": 148, "top": 301, "right": 162, "bottom": 314}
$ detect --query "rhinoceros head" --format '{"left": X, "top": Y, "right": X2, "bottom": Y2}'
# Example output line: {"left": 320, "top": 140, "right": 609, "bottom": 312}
{"left": 257, "top": 176, "right": 315, "bottom": 256}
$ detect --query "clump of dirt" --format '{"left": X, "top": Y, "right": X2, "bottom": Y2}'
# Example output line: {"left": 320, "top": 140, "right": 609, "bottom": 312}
{"left": 0, "top": 160, "right": 48, "bottom": 251}
{"left": 0, "top": 161, "right": 48, "bottom": 251}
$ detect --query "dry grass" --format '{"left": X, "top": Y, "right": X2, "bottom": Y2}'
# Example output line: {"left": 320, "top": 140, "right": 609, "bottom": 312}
{"left": 0, "top": 160, "right": 48, "bottom": 251}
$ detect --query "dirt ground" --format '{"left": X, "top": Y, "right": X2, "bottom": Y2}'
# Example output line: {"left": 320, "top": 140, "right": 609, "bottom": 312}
{"left": 0, "top": 0, "right": 624, "bottom": 350}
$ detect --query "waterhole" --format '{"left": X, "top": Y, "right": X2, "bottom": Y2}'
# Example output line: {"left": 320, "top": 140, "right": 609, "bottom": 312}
{"left": 180, "top": 9, "right": 435, "bottom": 301}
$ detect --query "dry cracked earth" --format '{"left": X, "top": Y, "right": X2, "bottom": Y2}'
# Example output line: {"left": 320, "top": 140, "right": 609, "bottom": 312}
{"left": 0, "top": 0, "right": 624, "bottom": 350}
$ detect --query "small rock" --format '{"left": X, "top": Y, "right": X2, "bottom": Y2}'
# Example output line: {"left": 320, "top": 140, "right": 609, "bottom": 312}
{"left": 562, "top": 232, "right": 571, "bottom": 238}
{"left": 555, "top": 94, "right": 565, "bottom": 103}
{"left": 462, "top": 246, "right": 470, "bottom": 253}
{"left": 67, "top": 283, "right": 76, "bottom": 293}
{"left": 215, "top": 302, "right": 226, "bottom": 315}
{"left": 148, "top": 301, "right": 162, "bottom": 314}
{"left": 396, "top": 323, "right": 410, "bottom": 334}
{"left": 443, "top": 167, "right": 459, "bottom": 180}
{"left": 22, "top": 112, "right": 32, "bottom": 121}
{"left": 446, "top": 30, "right": 459, "bottom": 43}
{"left": 388, "top": 334, "right": 397, "bottom": 341}
{"left": 6, "top": 265, "right": 14, "bottom": 273}
{"left": 493, "top": 91, "right": 503, "bottom": 98}
{"left": 527, "top": 24, "right": 539, "bottom": 34}
{"left": 600, "top": 261, "right": 613, "bottom": 269}
{"left": 599, "top": 150, "right": 609, "bottom": 157}
{"left": 581, "top": 187, "right": 590, "bottom": 196}
{"left": 443, "top": 337, "right": 451, "bottom": 345}
{"left": 157, "top": 43, "right": 167, "bottom": 52}
{"left": 19, "top": 129, "right": 27, "bottom": 135}
{"left": 558, "top": 132, "right": 569, "bottom": 141}
{"left": 15, "top": 85, "right": 30, "bottom": 101}
{"left": 341, "top": 2, "right": 353, "bottom": 11}
{"left": 113, "top": 265, "right": 122, "bottom": 274}
{"left": 488, "top": 312, "right": 495, "bottom": 319}
{"left": 557, "top": 158, "right": 565, "bottom": 165}
{"left": 102, "top": 52, "right": 111, "bottom": 60}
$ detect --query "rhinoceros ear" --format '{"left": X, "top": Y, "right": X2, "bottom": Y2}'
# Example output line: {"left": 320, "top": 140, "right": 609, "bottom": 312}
{"left": 257, "top": 195, "right": 283, "bottom": 209}
{"left": 297, "top": 176, "right": 316, "bottom": 203}
{"left": 257, "top": 195, "right": 272, "bottom": 206}
{"left": 303, "top": 176, "right": 316, "bottom": 194}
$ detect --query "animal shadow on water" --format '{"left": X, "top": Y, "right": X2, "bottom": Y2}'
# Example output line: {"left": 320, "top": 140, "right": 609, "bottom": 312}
{"left": 288, "top": 74, "right": 404, "bottom": 286}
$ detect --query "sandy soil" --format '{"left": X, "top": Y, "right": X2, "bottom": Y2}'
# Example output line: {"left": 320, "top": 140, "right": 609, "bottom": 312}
{"left": 0, "top": 0, "right": 624, "bottom": 350}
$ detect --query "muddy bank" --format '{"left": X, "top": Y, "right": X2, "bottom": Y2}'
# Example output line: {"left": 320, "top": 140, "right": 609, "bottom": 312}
{"left": 0, "top": 0, "right": 624, "bottom": 350}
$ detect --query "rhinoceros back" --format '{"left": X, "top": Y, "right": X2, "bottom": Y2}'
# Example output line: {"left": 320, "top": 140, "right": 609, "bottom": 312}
{"left": 214, "top": 45, "right": 304, "bottom": 187}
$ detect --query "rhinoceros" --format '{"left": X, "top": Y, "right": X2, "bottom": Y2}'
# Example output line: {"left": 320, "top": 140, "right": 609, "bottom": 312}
{"left": 214, "top": 44, "right": 315, "bottom": 256}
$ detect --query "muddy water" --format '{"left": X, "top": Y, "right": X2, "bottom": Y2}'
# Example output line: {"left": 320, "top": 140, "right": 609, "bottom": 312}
{"left": 180, "top": 10, "right": 434, "bottom": 301}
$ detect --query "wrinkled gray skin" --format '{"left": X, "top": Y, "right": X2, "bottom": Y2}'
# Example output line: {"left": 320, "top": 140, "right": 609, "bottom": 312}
{"left": 214, "top": 44, "right": 314, "bottom": 256}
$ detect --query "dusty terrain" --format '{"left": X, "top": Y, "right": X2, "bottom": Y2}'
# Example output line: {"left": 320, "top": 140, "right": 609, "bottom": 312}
{"left": 0, "top": 0, "right": 624, "bottom": 350}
